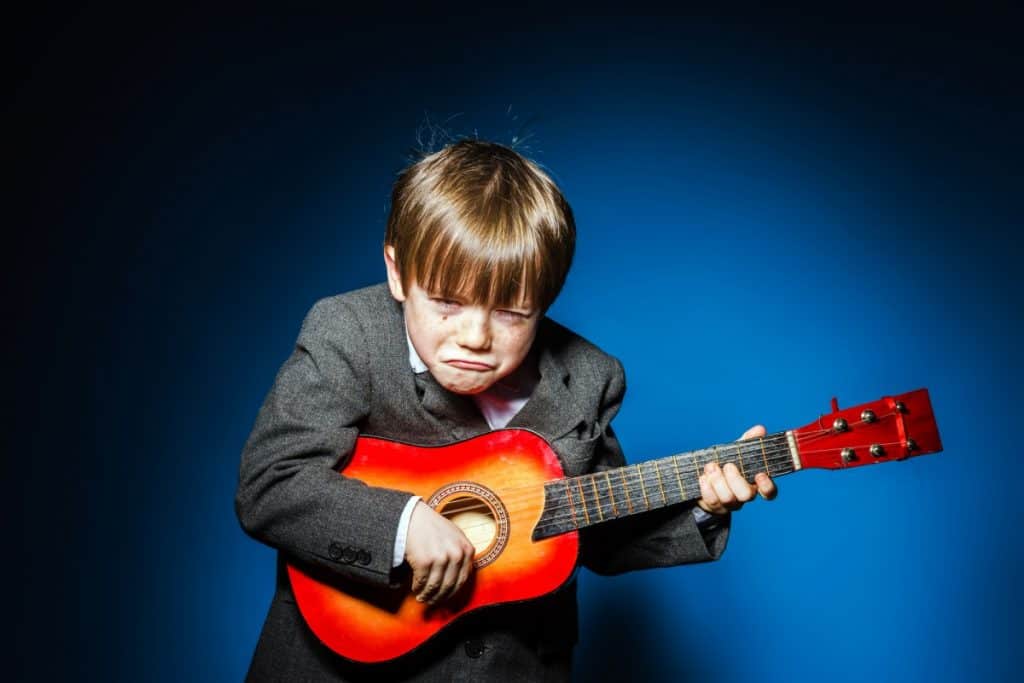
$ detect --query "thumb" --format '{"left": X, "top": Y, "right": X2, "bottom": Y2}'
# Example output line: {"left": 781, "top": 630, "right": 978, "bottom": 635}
{"left": 739, "top": 424, "right": 766, "bottom": 440}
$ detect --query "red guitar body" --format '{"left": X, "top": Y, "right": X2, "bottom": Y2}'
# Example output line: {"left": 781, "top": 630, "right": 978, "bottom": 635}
{"left": 287, "top": 429, "right": 577, "bottom": 663}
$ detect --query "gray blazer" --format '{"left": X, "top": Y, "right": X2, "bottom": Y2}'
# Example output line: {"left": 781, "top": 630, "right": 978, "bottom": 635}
{"left": 236, "top": 283, "right": 729, "bottom": 682}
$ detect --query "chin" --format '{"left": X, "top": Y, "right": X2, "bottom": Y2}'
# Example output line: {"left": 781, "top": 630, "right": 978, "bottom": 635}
{"left": 438, "top": 375, "right": 493, "bottom": 395}
{"left": 444, "top": 382, "right": 488, "bottom": 395}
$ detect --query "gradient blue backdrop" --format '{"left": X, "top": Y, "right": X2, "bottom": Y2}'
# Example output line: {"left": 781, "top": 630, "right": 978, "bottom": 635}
{"left": 11, "top": 7, "right": 1021, "bottom": 682}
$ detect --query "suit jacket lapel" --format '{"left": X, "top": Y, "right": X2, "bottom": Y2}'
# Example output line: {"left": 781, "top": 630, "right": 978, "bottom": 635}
{"left": 414, "top": 372, "right": 491, "bottom": 441}
{"left": 377, "top": 294, "right": 487, "bottom": 443}
{"left": 506, "top": 326, "right": 587, "bottom": 442}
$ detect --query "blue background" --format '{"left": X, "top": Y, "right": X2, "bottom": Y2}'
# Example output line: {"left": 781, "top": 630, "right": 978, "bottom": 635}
{"left": 11, "top": 6, "right": 1021, "bottom": 682}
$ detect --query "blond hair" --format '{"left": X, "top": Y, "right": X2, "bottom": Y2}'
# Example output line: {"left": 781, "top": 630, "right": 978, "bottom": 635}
{"left": 384, "top": 140, "right": 575, "bottom": 312}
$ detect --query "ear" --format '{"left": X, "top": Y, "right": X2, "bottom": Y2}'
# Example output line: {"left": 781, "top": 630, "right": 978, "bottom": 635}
{"left": 383, "top": 244, "right": 406, "bottom": 302}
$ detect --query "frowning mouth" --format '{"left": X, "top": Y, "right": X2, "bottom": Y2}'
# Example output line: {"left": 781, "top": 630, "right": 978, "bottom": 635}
{"left": 446, "top": 360, "right": 495, "bottom": 371}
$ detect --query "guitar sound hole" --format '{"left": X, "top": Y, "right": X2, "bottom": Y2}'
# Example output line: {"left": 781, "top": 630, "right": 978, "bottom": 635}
{"left": 439, "top": 496, "right": 497, "bottom": 557}
{"left": 428, "top": 482, "right": 509, "bottom": 569}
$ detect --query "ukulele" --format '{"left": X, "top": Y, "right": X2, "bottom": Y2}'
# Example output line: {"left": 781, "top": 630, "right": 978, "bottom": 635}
{"left": 288, "top": 388, "right": 942, "bottom": 663}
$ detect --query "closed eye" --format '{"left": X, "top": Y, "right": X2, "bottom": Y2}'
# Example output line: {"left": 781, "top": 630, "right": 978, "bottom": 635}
{"left": 431, "top": 297, "right": 462, "bottom": 312}
{"left": 495, "top": 309, "right": 532, "bottom": 321}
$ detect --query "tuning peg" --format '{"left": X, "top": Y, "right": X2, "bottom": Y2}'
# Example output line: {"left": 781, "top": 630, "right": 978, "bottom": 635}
{"left": 861, "top": 410, "right": 876, "bottom": 423}
{"left": 833, "top": 417, "right": 848, "bottom": 432}
{"left": 841, "top": 448, "right": 857, "bottom": 463}
{"left": 870, "top": 444, "right": 886, "bottom": 458}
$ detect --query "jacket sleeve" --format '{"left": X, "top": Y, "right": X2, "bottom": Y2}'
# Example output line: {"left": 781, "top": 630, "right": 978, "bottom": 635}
{"left": 234, "top": 298, "right": 414, "bottom": 588}
{"left": 578, "top": 358, "right": 730, "bottom": 575}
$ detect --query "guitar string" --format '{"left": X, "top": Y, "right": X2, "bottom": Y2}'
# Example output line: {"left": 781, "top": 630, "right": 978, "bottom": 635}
{"left": 444, "top": 447, "right": 802, "bottom": 531}
{"left": 445, "top": 428, "right": 915, "bottom": 536}
{"left": 409, "top": 411, "right": 901, "bottom": 515}
{"left": 435, "top": 444, "right": 799, "bottom": 512}
{"left": 439, "top": 450, "right": 801, "bottom": 525}
{"left": 449, "top": 445, "right": 909, "bottom": 538}
{"left": 443, "top": 433, "right": 911, "bottom": 535}
{"left": 428, "top": 412, "right": 907, "bottom": 523}
{"left": 436, "top": 428, "right": 905, "bottom": 520}
{"left": 456, "top": 414, "right": 877, "bottom": 506}
{"left": 446, "top": 433, "right": 797, "bottom": 501}
{"left": 528, "top": 439, "right": 912, "bottom": 532}
{"left": 434, "top": 426, "right": 882, "bottom": 514}
{"left": 476, "top": 410, "right": 904, "bottom": 502}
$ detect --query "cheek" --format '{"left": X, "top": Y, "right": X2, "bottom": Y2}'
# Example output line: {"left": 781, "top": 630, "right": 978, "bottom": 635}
{"left": 497, "top": 328, "right": 535, "bottom": 362}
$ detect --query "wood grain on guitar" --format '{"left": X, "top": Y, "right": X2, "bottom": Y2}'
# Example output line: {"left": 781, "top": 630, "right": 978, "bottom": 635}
{"left": 287, "top": 388, "right": 942, "bottom": 663}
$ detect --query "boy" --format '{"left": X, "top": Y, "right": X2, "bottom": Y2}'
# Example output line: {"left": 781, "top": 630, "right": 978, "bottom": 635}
{"left": 236, "top": 139, "right": 776, "bottom": 681}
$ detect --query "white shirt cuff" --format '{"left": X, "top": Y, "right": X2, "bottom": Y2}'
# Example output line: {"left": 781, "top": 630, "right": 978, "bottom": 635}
{"left": 392, "top": 495, "right": 422, "bottom": 567}
{"left": 692, "top": 505, "right": 714, "bottom": 526}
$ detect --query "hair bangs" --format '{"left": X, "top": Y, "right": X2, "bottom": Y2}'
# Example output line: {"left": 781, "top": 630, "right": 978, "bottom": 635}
{"left": 385, "top": 139, "right": 576, "bottom": 312}
{"left": 408, "top": 214, "right": 549, "bottom": 310}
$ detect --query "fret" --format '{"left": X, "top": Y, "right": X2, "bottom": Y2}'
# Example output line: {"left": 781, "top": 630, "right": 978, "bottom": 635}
{"left": 759, "top": 437, "right": 771, "bottom": 476}
{"left": 701, "top": 447, "right": 715, "bottom": 471}
{"left": 659, "top": 457, "right": 685, "bottom": 504}
{"left": 748, "top": 441, "right": 766, "bottom": 477}
{"left": 653, "top": 461, "right": 668, "bottom": 505}
{"left": 734, "top": 443, "right": 746, "bottom": 479}
{"left": 576, "top": 477, "right": 591, "bottom": 525}
{"left": 591, "top": 476, "right": 606, "bottom": 521}
{"left": 619, "top": 468, "right": 634, "bottom": 513}
{"left": 750, "top": 442, "right": 764, "bottom": 476}
{"left": 623, "top": 464, "right": 644, "bottom": 512}
{"left": 598, "top": 473, "right": 614, "bottom": 516}
{"left": 741, "top": 442, "right": 757, "bottom": 482}
{"left": 654, "top": 458, "right": 679, "bottom": 504}
{"left": 636, "top": 463, "right": 651, "bottom": 509}
{"left": 670, "top": 456, "right": 686, "bottom": 501}
{"left": 534, "top": 481, "right": 576, "bottom": 539}
{"left": 561, "top": 480, "right": 579, "bottom": 529}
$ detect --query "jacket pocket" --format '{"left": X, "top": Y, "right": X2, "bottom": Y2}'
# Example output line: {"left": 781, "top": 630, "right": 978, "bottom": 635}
{"left": 551, "top": 425, "right": 603, "bottom": 475}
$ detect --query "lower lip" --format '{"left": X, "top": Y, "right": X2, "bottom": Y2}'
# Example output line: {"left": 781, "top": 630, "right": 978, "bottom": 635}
{"left": 447, "top": 360, "right": 494, "bottom": 371}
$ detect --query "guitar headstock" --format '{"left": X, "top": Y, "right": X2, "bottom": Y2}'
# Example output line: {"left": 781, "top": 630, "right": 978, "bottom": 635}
{"left": 792, "top": 388, "right": 942, "bottom": 470}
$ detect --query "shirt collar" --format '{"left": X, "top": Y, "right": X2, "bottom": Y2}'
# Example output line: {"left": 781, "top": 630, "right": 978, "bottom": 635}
{"left": 405, "top": 327, "right": 429, "bottom": 374}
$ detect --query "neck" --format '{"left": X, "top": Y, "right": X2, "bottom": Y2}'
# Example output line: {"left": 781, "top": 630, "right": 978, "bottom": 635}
{"left": 532, "top": 431, "right": 797, "bottom": 540}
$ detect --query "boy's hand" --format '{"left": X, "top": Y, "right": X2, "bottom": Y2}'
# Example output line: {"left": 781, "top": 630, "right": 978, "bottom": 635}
{"left": 405, "top": 501, "right": 476, "bottom": 606}
{"left": 697, "top": 424, "right": 778, "bottom": 515}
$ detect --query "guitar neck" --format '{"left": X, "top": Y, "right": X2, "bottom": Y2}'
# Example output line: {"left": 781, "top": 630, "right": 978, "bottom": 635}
{"left": 532, "top": 431, "right": 798, "bottom": 540}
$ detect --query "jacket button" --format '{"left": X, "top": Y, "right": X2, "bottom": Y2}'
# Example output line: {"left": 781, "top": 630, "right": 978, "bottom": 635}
{"left": 464, "top": 639, "right": 485, "bottom": 658}
{"left": 341, "top": 547, "right": 357, "bottom": 564}
{"left": 328, "top": 542, "right": 343, "bottom": 561}
{"left": 357, "top": 549, "right": 371, "bottom": 565}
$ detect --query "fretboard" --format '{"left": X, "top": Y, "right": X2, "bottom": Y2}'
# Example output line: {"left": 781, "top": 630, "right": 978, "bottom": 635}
{"left": 532, "top": 431, "right": 797, "bottom": 540}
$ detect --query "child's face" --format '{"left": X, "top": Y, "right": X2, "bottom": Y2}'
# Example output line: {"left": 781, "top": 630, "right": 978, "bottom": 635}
{"left": 385, "top": 248, "right": 540, "bottom": 395}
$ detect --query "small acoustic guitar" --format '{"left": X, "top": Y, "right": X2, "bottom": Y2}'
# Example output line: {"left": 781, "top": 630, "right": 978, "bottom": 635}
{"left": 287, "top": 388, "right": 942, "bottom": 663}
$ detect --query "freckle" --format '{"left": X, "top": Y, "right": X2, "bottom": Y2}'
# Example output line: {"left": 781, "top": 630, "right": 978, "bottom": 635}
{"left": 442, "top": 316, "right": 448, "bottom": 321}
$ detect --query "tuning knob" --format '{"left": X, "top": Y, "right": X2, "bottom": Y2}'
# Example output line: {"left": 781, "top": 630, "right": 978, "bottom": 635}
{"left": 895, "top": 401, "right": 907, "bottom": 413}
{"left": 870, "top": 444, "right": 886, "bottom": 458}
{"left": 906, "top": 438, "right": 917, "bottom": 452}
{"left": 861, "top": 409, "right": 876, "bottom": 423}
{"left": 841, "top": 448, "right": 857, "bottom": 463}
{"left": 833, "top": 417, "right": 848, "bottom": 432}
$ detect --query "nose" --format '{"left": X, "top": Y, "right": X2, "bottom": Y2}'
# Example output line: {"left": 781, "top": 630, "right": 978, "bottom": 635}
{"left": 456, "top": 308, "right": 491, "bottom": 350}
